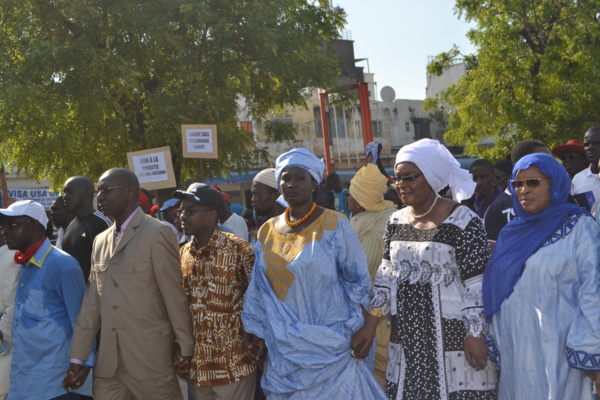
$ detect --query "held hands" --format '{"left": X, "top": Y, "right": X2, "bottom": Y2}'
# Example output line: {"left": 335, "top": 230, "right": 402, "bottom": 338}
{"left": 242, "top": 332, "right": 267, "bottom": 366}
{"left": 62, "top": 363, "right": 91, "bottom": 392}
{"left": 464, "top": 334, "right": 488, "bottom": 371}
{"left": 171, "top": 342, "right": 192, "bottom": 379}
{"left": 350, "top": 313, "right": 378, "bottom": 360}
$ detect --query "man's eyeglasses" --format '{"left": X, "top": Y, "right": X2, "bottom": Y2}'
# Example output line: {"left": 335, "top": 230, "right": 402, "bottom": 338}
{"left": 1, "top": 220, "right": 31, "bottom": 231}
{"left": 97, "top": 185, "right": 128, "bottom": 195}
{"left": 510, "top": 178, "right": 550, "bottom": 189}
{"left": 392, "top": 174, "right": 423, "bottom": 184}
{"left": 175, "top": 208, "right": 212, "bottom": 217}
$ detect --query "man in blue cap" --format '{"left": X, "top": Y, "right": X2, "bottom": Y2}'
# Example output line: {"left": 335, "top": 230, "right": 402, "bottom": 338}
{"left": 159, "top": 198, "right": 182, "bottom": 240}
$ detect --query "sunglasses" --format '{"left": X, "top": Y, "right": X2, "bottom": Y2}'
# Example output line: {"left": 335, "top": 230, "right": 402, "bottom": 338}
{"left": 510, "top": 177, "right": 550, "bottom": 189}
{"left": 392, "top": 173, "right": 423, "bottom": 184}
{"left": 560, "top": 153, "right": 581, "bottom": 161}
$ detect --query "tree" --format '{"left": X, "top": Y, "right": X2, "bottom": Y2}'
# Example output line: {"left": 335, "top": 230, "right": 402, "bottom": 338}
{"left": 428, "top": 0, "right": 600, "bottom": 159}
{"left": 0, "top": 0, "right": 345, "bottom": 186}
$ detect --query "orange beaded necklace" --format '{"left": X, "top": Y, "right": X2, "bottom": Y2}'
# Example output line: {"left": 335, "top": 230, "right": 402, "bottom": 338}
{"left": 285, "top": 202, "right": 317, "bottom": 227}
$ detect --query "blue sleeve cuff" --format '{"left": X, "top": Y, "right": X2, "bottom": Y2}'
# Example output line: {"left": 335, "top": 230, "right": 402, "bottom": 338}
{"left": 566, "top": 347, "right": 600, "bottom": 371}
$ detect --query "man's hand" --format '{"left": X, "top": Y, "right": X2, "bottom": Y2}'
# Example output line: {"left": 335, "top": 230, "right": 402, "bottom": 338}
{"left": 242, "top": 332, "right": 267, "bottom": 366}
{"left": 62, "top": 363, "right": 91, "bottom": 392}
{"left": 172, "top": 342, "right": 192, "bottom": 379}
{"left": 464, "top": 335, "right": 488, "bottom": 371}
{"left": 350, "top": 313, "right": 378, "bottom": 359}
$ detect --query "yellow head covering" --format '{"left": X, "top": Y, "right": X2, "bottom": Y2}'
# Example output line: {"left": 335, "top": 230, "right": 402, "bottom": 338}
{"left": 350, "top": 164, "right": 396, "bottom": 212}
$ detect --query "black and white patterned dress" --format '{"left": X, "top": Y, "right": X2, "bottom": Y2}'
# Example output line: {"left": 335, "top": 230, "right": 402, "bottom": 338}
{"left": 370, "top": 206, "right": 497, "bottom": 400}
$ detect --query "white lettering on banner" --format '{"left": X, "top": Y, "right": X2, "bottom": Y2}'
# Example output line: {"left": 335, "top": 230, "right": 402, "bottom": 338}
{"left": 185, "top": 129, "right": 213, "bottom": 153}
{"left": 132, "top": 152, "right": 169, "bottom": 184}
{"left": 7, "top": 188, "right": 60, "bottom": 210}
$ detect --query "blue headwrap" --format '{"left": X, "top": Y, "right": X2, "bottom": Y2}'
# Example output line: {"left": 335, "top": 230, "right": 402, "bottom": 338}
{"left": 482, "top": 153, "right": 588, "bottom": 322}
{"left": 366, "top": 142, "right": 381, "bottom": 164}
{"left": 275, "top": 148, "right": 325, "bottom": 191}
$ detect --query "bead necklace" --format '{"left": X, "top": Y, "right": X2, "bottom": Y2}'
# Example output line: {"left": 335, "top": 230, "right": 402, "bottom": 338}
{"left": 285, "top": 202, "right": 317, "bottom": 227}
{"left": 409, "top": 195, "right": 440, "bottom": 219}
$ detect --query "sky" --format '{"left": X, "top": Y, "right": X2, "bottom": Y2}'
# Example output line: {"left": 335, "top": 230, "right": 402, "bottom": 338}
{"left": 337, "top": 0, "right": 476, "bottom": 100}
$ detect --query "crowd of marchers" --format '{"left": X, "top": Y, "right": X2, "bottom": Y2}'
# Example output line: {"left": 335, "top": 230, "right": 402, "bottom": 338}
{"left": 0, "top": 127, "right": 599, "bottom": 400}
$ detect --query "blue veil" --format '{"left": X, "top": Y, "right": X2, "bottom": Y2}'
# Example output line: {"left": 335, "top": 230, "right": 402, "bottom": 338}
{"left": 482, "top": 153, "right": 588, "bottom": 322}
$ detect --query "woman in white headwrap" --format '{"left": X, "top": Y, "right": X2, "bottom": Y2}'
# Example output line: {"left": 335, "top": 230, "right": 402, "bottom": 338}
{"left": 242, "top": 148, "right": 386, "bottom": 399}
{"left": 347, "top": 163, "right": 398, "bottom": 389}
{"left": 354, "top": 139, "right": 497, "bottom": 399}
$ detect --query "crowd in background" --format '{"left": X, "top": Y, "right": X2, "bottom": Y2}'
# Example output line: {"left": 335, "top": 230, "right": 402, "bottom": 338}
{"left": 0, "top": 129, "right": 599, "bottom": 400}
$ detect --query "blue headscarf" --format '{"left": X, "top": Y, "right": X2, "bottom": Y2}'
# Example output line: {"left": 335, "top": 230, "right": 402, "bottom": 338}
{"left": 482, "top": 153, "right": 588, "bottom": 322}
{"left": 275, "top": 148, "right": 325, "bottom": 191}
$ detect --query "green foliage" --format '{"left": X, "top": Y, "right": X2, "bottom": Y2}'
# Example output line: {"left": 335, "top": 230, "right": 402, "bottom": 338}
{"left": 0, "top": 0, "right": 345, "bottom": 187}
{"left": 433, "top": 0, "right": 600, "bottom": 159}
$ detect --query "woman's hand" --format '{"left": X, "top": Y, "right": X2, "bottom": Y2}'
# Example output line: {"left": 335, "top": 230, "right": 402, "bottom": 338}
{"left": 243, "top": 332, "right": 267, "bottom": 366}
{"left": 350, "top": 314, "right": 378, "bottom": 359}
{"left": 464, "top": 334, "right": 488, "bottom": 371}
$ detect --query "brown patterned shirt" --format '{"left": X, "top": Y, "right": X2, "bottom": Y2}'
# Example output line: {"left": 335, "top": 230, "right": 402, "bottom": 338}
{"left": 180, "top": 228, "right": 256, "bottom": 387}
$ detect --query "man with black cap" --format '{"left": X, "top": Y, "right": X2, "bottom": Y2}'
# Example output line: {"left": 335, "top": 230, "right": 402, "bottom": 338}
{"left": 174, "top": 185, "right": 257, "bottom": 399}
{"left": 0, "top": 200, "right": 92, "bottom": 399}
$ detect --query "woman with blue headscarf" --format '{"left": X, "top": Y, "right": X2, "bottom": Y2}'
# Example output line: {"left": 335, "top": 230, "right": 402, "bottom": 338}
{"left": 483, "top": 153, "right": 600, "bottom": 399}
{"left": 241, "top": 148, "right": 386, "bottom": 399}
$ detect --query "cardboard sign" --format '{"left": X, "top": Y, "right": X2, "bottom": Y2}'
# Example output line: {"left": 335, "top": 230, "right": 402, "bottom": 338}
{"left": 182, "top": 124, "right": 218, "bottom": 158}
{"left": 127, "top": 147, "right": 177, "bottom": 190}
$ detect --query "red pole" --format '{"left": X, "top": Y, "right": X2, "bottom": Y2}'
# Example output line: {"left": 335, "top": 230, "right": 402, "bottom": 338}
{"left": 358, "top": 82, "right": 373, "bottom": 148}
{"left": 319, "top": 92, "right": 333, "bottom": 176}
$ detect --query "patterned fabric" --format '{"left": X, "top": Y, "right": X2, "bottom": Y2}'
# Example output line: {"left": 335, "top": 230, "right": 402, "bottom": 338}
{"left": 242, "top": 209, "right": 386, "bottom": 399}
{"left": 370, "top": 206, "right": 497, "bottom": 400}
{"left": 490, "top": 214, "right": 600, "bottom": 399}
{"left": 181, "top": 228, "right": 256, "bottom": 387}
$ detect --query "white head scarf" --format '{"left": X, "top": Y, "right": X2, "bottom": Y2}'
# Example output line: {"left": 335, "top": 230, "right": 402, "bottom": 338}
{"left": 395, "top": 139, "right": 475, "bottom": 202}
{"left": 275, "top": 148, "right": 325, "bottom": 191}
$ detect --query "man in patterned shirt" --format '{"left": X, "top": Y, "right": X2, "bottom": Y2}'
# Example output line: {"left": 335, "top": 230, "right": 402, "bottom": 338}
{"left": 173, "top": 185, "right": 257, "bottom": 399}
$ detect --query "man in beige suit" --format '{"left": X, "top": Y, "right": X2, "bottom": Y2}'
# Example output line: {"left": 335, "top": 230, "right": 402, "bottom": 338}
{"left": 63, "top": 168, "right": 194, "bottom": 399}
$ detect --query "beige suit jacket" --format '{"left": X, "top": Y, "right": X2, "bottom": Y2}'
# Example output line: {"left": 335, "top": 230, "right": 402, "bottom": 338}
{"left": 70, "top": 209, "right": 194, "bottom": 380}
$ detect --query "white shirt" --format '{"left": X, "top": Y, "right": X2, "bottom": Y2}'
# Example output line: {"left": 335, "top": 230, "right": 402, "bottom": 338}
{"left": 222, "top": 213, "right": 248, "bottom": 241}
{"left": 571, "top": 166, "right": 600, "bottom": 212}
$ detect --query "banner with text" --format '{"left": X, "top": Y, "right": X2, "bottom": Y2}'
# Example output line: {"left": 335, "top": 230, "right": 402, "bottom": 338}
{"left": 7, "top": 188, "right": 60, "bottom": 210}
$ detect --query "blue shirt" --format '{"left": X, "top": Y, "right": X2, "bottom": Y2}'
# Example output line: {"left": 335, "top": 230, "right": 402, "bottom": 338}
{"left": 9, "top": 238, "right": 92, "bottom": 399}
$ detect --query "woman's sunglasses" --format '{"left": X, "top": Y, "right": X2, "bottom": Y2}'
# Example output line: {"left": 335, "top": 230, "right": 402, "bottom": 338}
{"left": 510, "top": 177, "right": 550, "bottom": 189}
{"left": 392, "top": 173, "right": 423, "bottom": 184}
